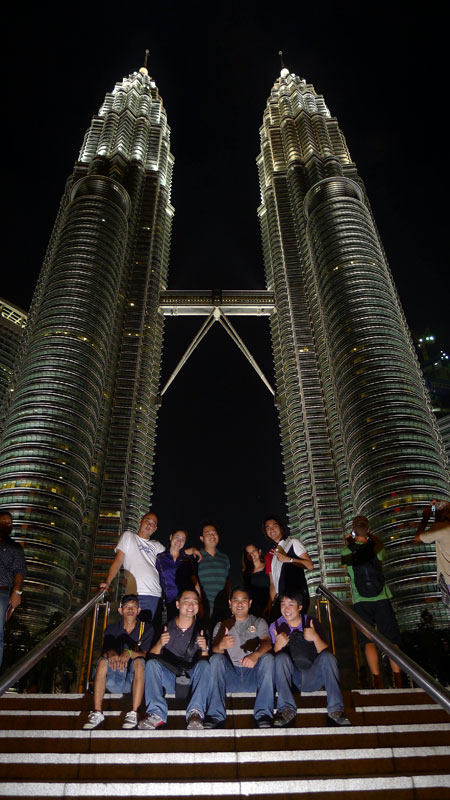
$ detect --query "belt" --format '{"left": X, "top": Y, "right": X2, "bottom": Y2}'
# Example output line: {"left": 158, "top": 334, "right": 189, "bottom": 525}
{"left": 0, "top": 586, "right": 10, "bottom": 591}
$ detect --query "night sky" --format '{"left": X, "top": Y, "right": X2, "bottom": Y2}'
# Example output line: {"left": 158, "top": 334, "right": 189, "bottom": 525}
{"left": 3, "top": 3, "right": 448, "bottom": 581}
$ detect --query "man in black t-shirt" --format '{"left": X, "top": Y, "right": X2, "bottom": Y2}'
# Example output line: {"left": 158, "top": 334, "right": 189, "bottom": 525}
{"left": 139, "top": 589, "right": 210, "bottom": 730}
{"left": 270, "top": 591, "right": 350, "bottom": 727}
{"left": 83, "top": 594, "right": 153, "bottom": 730}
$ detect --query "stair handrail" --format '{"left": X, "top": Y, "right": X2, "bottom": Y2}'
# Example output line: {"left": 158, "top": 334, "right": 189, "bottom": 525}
{"left": 0, "top": 588, "right": 107, "bottom": 698}
{"left": 317, "top": 583, "right": 450, "bottom": 715}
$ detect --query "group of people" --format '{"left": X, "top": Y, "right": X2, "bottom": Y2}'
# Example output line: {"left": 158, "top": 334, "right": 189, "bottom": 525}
{"left": 84, "top": 585, "right": 350, "bottom": 731}
{"left": 0, "top": 497, "right": 448, "bottom": 729}
{"left": 83, "top": 500, "right": 450, "bottom": 731}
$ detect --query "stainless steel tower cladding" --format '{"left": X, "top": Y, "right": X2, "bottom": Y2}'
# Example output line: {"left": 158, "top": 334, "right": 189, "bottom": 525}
{"left": 0, "top": 66, "right": 174, "bottom": 629}
{"left": 257, "top": 68, "right": 450, "bottom": 629}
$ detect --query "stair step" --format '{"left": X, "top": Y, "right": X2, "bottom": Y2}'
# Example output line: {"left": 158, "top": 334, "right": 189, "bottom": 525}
{"left": 1, "top": 745, "right": 449, "bottom": 781}
{"left": 1, "top": 724, "right": 449, "bottom": 754}
{"left": 1, "top": 774, "right": 450, "bottom": 799}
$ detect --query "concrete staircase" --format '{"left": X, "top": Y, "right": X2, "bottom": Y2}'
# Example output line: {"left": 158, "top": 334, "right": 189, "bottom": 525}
{"left": 0, "top": 688, "right": 449, "bottom": 798}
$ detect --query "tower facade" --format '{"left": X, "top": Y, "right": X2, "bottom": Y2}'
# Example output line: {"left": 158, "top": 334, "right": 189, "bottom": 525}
{"left": 0, "top": 67, "right": 173, "bottom": 629}
{"left": 0, "top": 300, "right": 27, "bottom": 410}
{"left": 257, "top": 68, "right": 450, "bottom": 629}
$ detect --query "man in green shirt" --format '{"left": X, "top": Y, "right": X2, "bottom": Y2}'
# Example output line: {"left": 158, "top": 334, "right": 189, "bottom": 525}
{"left": 197, "top": 521, "right": 230, "bottom": 627}
{"left": 341, "top": 515, "right": 402, "bottom": 689}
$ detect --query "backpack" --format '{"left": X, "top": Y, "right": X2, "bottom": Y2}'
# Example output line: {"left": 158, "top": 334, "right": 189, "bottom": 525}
{"left": 348, "top": 539, "right": 385, "bottom": 598}
{"left": 276, "top": 614, "right": 317, "bottom": 670}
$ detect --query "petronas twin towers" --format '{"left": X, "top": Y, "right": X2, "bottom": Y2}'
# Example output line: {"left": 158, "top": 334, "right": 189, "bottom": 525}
{"left": 1, "top": 62, "right": 448, "bottom": 637}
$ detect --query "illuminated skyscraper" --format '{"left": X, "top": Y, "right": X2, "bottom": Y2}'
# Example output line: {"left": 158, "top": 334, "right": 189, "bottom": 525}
{"left": 257, "top": 68, "right": 450, "bottom": 628}
{"left": 0, "top": 66, "right": 173, "bottom": 628}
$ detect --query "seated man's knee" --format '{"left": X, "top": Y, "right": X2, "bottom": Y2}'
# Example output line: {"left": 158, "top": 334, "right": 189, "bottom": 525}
{"left": 258, "top": 651, "right": 274, "bottom": 672}
{"left": 133, "top": 658, "right": 145, "bottom": 674}
{"left": 96, "top": 657, "right": 108, "bottom": 675}
{"left": 209, "top": 653, "right": 227, "bottom": 671}
{"left": 318, "top": 650, "right": 337, "bottom": 666}
{"left": 145, "top": 658, "right": 162, "bottom": 678}
{"left": 274, "top": 650, "right": 293, "bottom": 669}
{"left": 317, "top": 649, "right": 339, "bottom": 675}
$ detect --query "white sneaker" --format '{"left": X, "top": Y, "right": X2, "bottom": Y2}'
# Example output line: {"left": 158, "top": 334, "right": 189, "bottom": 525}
{"left": 122, "top": 710, "right": 138, "bottom": 729}
{"left": 83, "top": 710, "right": 105, "bottom": 730}
{"left": 138, "top": 713, "right": 164, "bottom": 730}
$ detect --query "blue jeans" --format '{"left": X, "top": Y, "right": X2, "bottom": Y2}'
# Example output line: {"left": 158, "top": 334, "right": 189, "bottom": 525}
{"left": 275, "top": 649, "right": 344, "bottom": 714}
{"left": 208, "top": 652, "right": 274, "bottom": 722}
{"left": 138, "top": 595, "right": 160, "bottom": 622}
{"left": 144, "top": 658, "right": 210, "bottom": 722}
{"left": 0, "top": 589, "right": 9, "bottom": 668}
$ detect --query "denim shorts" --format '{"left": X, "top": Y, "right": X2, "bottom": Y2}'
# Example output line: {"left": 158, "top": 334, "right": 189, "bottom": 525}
{"left": 95, "top": 657, "right": 142, "bottom": 694}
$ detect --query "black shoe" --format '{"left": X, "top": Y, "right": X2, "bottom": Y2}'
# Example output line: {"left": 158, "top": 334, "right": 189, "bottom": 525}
{"left": 204, "top": 716, "right": 225, "bottom": 729}
{"left": 255, "top": 715, "right": 272, "bottom": 729}
{"left": 327, "top": 711, "right": 351, "bottom": 726}
{"left": 274, "top": 707, "right": 296, "bottom": 727}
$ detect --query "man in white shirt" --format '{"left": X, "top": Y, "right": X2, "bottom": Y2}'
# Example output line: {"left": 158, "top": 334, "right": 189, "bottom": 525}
{"left": 100, "top": 512, "right": 164, "bottom": 621}
{"left": 101, "top": 513, "right": 202, "bottom": 622}
{"left": 413, "top": 500, "right": 450, "bottom": 608}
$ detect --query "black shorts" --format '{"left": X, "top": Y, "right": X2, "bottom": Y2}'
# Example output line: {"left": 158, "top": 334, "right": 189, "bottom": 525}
{"left": 353, "top": 599, "right": 401, "bottom": 647}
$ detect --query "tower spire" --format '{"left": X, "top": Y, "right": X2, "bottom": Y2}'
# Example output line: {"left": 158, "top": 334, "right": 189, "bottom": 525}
{"left": 278, "top": 50, "right": 289, "bottom": 77}
{"left": 140, "top": 49, "right": 150, "bottom": 75}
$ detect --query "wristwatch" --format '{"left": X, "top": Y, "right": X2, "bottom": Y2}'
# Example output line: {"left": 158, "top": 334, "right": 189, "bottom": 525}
{"left": 289, "top": 558, "right": 294, "bottom": 564}
{"left": 13, "top": 590, "right": 23, "bottom": 595}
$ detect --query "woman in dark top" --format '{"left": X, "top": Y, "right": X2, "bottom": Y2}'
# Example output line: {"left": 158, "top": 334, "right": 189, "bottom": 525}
{"left": 242, "top": 543, "right": 270, "bottom": 619}
{"left": 156, "top": 529, "right": 201, "bottom": 621}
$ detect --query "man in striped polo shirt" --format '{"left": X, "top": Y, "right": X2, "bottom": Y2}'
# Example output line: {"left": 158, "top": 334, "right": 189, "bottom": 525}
{"left": 197, "top": 522, "right": 230, "bottom": 628}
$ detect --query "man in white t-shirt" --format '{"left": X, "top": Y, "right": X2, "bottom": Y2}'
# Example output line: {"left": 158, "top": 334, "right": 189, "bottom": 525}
{"left": 413, "top": 500, "right": 450, "bottom": 608}
{"left": 101, "top": 513, "right": 202, "bottom": 622}
{"left": 100, "top": 512, "right": 164, "bottom": 621}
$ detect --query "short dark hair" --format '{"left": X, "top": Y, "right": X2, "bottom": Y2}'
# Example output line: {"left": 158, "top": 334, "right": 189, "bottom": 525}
{"left": 201, "top": 519, "right": 218, "bottom": 533}
{"left": 229, "top": 585, "right": 250, "bottom": 601}
{"left": 120, "top": 594, "right": 139, "bottom": 607}
{"left": 279, "top": 590, "right": 305, "bottom": 608}
{"left": 262, "top": 515, "right": 287, "bottom": 541}
{"left": 352, "top": 515, "right": 370, "bottom": 536}
{"left": 176, "top": 588, "right": 200, "bottom": 601}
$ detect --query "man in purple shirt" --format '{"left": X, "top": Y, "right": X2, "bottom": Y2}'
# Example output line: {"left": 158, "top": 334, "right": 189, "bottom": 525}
{"left": 270, "top": 590, "right": 350, "bottom": 727}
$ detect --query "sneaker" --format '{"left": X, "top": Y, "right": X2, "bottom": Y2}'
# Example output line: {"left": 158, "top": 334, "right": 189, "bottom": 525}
{"left": 274, "top": 707, "right": 296, "bottom": 727}
{"left": 328, "top": 710, "right": 351, "bottom": 726}
{"left": 255, "top": 715, "right": 273, "bottom": 729}
{"left": 138, "top": 713, "right": 165, "bottom": 730}
{"left": 186, "top": 710, "right": 204, "bottom": 730}
{"left": 83, "top": 710, "right": 105, "bottom": 730}
{"left": 204, "top": 716, "right": 225, "bottom": 729}
{"left": 122, "top": 710, "right": 138, "bottom": 729}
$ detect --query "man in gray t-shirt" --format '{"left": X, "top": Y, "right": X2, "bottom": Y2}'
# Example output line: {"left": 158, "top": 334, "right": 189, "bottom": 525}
{"left": 206, "top": 586, "right": 274, "bottom": 728}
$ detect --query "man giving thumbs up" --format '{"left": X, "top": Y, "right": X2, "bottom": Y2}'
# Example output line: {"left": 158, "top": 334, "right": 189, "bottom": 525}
{"left": 269, "top": 591, "right": 350, "bottom": 727}
{"left": 139, "top": 589, "right": 210, "bottom": 730}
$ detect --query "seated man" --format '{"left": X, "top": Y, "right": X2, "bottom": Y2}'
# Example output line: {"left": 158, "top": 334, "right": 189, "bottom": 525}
{"left": 83, "top": 594, "right": 153, "bottom": 730}
{"left": 139, "top": 589, "right": 210, "bottom": 730}
{"left": 207, "top": 586, "right": 274, "bottom": 729}
{"left": 270, "top": 591, "right": 350, "bottom": 727}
